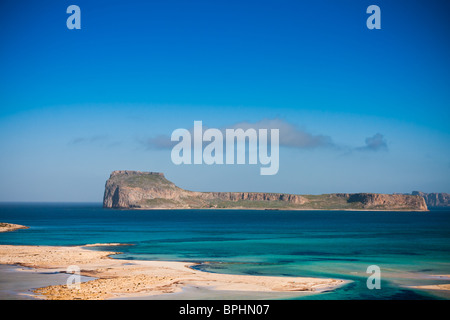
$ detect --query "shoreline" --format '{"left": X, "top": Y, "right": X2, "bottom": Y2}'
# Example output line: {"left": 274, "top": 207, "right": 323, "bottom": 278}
{"left": 0, "top": 264, "right": 97, "bottom": 300}
{"left": 0, "top": 244, "right": 348, "bottom": 300}
{"left": 106, "top": 207, "right": 429, "bottom": 212}
{"left": 0, "top": 223, "right": 29, "bottom": 233}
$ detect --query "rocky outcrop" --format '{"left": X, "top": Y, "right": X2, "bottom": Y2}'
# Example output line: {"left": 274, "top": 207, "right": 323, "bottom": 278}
{"left": 347, "top": 193, "right": 427, "bottom": 211}
{"left": 103, "top": 171, "right": 191, "bottom": 208}
{"left": 412, "top": 191, "right": 450, "bottom": 208}
{"left": 103, "top": 171, "right": 306, "bottom": 209}
{"left": 201, "top": 192, "right": 305, "bottom": 204}
{"left": 103, "top": 171, "right": 428, "bottom": 211}
{"left": 0, "top": 223, "right": 29, "bottom": 233}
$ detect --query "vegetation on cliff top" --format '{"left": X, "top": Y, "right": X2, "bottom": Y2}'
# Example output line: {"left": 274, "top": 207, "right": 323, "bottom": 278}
{"left": 103, "top": 171, "right": 428, "bottom": 211}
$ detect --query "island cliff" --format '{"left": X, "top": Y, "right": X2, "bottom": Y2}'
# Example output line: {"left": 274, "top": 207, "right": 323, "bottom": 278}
{"left": 411, "top": 191, "right": 450, "bottom": 208}
{"left": 103, "top": 171, "right": 428, "bottom": 211}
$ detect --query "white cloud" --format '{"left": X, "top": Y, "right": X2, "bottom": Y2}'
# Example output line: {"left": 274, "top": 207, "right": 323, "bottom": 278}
{"left": 142, "top": 118, "right": 334, "bottom": 150}
{"left": 356, "top": 133, "right": 388, "bottom": 152}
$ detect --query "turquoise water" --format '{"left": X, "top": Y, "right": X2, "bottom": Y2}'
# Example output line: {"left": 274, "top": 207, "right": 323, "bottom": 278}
{"left": 1, "top": 203, "right": 450, "bottom": 299}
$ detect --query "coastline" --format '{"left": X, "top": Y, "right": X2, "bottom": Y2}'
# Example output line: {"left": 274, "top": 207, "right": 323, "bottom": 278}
{"left": 0, "top": 223, "right": 29, "bottom": 233}
{"left": 0, "top": 264, "right": 96, "bottom": 300}
{"left": 0, "top": 244, "right": 347, "bottom": 300}
{"left": 111, "top": 207, "right": 429, "bottom": 212}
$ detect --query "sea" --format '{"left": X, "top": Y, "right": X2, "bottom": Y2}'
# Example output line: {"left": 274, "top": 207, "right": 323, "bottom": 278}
{"left": 1, "top": 203, "right": 449, "bottom": 300}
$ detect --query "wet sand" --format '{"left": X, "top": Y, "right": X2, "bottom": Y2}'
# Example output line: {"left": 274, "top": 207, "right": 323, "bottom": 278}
{"left": 0, "top": 265, "right": 95, "bottom": 300}
{"left": 0, "top": 244, "right": 346, "bottom": 300}
{"left": 410, "top": 284, "right": 450, "bottom": 291}
{"left": 113, "top": 284, "right": 324, "bottom": 300}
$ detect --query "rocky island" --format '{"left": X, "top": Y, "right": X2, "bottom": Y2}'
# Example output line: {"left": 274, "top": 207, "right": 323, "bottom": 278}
{"left": 0, "top": 223, "right": 29, "bottom": 233}
{"left": 411, "top": 191, "right": 450, "bottom": 208}
{"left": 103, "top": 171, "right": 428, "bottom": 211}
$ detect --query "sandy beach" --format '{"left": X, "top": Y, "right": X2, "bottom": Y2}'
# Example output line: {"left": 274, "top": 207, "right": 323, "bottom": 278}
{"left": 410, "top": 284, "right": 450, "bottom": 291}
{"left": 0, "top": 223, "right": 29, "bottom": 233}
{"left": 0, "top": 244, "right": 346, "bottom": 300}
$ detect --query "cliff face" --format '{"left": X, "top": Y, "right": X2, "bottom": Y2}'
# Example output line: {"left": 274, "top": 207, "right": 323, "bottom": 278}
{"left": 103, "top": 171, "right": 428, "bottom": 211}
{"left": 103, "top": 171, "right": 306, "bottom": 209}
{"left": 103, "top": 171, "right": 191, "bottom": 208}
{"left": 347, "top": 193, "right": 427, "bottom": 211}
{"left": 202, "top": 192, "right": 304, "bottom": 204}
{"left": 412, "top": 191, "right": 450, "bottom": 208}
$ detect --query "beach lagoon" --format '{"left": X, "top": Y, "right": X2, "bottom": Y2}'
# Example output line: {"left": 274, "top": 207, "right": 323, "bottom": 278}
{"left": 0, "top": 203, "right": 449, "bottom": 299}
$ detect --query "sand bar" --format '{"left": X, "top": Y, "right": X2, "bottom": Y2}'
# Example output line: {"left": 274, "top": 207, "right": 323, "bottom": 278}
{"left": 0, "top": 223, "right": 29, "bottom": 233}
{"left": 409, "top": 284, "right": 450, "bottom": 291}
{"left": 0, "top": 244, "right": 346, "bottom": 300}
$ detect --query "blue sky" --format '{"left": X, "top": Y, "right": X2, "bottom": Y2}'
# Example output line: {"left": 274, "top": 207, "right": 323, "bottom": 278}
{"left": 0, "top": 0, "right": 449, "bottom": 201}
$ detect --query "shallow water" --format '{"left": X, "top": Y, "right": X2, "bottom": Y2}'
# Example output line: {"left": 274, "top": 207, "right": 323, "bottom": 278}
{"left": 0, "top": 265, "right": 95, "bottom": 299}
{"left": 113, "top": 285, "right": 317, "bottom": 300}
{"left": 0, "top": 203, "right": 449, "bottom": 299}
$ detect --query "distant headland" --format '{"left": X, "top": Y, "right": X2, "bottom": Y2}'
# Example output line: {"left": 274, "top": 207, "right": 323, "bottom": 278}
{"left": 0, "top": 223, "right": 29, "bottom": 233}
{"left": 103, "top": 171, "right": 428, "bottom": 211}
{"left": 410, "top": 191, "right": 449, "bottom": 208}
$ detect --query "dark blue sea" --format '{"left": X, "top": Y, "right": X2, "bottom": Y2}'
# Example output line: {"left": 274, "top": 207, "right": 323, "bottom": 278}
{"left": 1, "top": 203, "right": 449, "bottom": 299}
